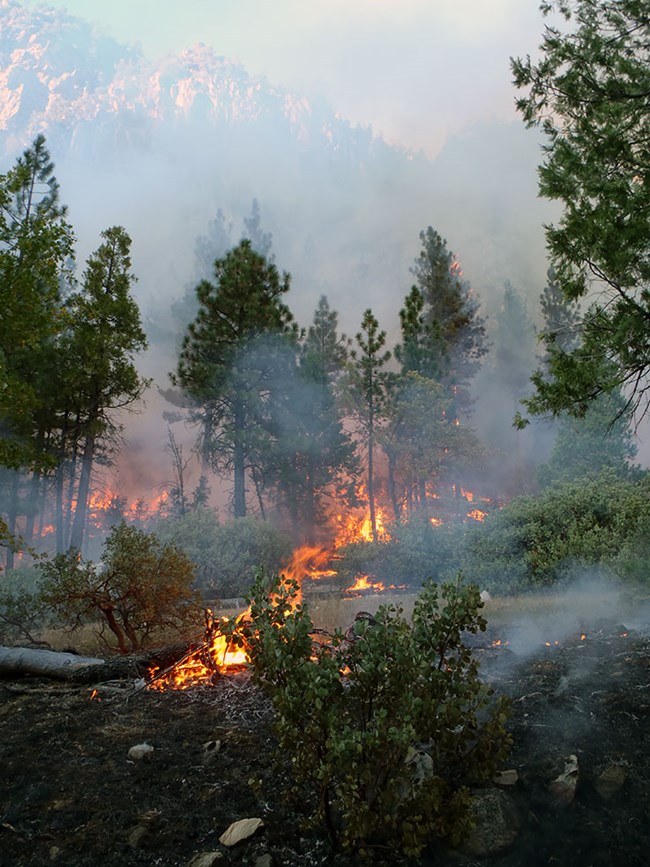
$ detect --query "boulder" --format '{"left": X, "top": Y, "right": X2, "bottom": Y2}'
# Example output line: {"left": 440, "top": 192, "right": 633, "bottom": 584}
{"left": 595, "top": 764, "right": 626, "bottom": 800}
{"left": 219, "top": 817, "right": 264, "bottom": 847}
{"left": 461, "top": 788, "right": 518, "bottom": 856}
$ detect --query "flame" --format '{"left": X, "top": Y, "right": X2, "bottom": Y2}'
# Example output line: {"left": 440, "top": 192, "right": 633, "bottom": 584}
{"left": 466, "top": 508, "right": 487, "bottom": 522}
{"left": 148, "top": 607, "right": 250, "bottom": 691}
{"left": 430, "top": 517, "right": 443, "bottom": 527}
{"left": 335, "top": 504, "right": 390, "bottom": 546}
{"left": 346, "top": 574, "right": 386, "bottom": 595}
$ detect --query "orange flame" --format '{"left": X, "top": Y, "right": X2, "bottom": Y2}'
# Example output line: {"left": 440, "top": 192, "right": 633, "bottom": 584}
{"left": 148, "top": 607, "right": 250, "bottom": 691}
{"left": 346, "top": 574, "right": 386, "bottom": 595}
{"left": 466, "top": 508, "right": 487, "bottom": 522}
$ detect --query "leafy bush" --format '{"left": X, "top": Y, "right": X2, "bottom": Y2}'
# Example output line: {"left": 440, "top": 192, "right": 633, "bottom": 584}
{"left": 39, "top": 522, "right": 199, "bottom": 653}
{"left": 231, "top": 571, "right": 511, "bottom": 857}
{"left": 613, "top": 511, "right": 650, "bottom": 587}
{"left": 462, "top": 471, "right": 650, "bottom": 592}
{"left": 155, "top": 510, "right": 292, "bottom": 598}
{"left": 0, "top": 566, "right": 50, "bottom": 646}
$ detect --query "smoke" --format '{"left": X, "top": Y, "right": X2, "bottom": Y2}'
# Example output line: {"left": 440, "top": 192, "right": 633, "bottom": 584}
{"left": 485, "top": 570, "right": 650, "bottom": 660}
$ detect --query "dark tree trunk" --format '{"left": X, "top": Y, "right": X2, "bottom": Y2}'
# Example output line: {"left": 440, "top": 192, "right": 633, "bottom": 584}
{"left": 233, "top": 400, "right": 246, "bottom": 518}
{"left": 5, "top": 472, "right": 20, "bottom": 571}
{"left": 386, "top": 450, "right": 401, "bottom": 524}
{"left": 418, "top": 476, "right": 428, "bottom": 519}
{"left": 367, "top": 409, "right": 378, "bottom": 543}
{"left": 69, "top": 430, "right": 96, "bottom": 552}
{"left": 304, "top": 456, "right": 316, "bottom": 546}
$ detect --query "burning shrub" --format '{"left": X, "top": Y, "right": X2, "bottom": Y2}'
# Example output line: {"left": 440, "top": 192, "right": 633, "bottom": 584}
{"left": 231, "top": 571, "right": 511, "bottom": 857}
{"left": 38, "top": 522, "right": 199, "bottom": 654}
{"left": 335, "top": 517, "right": 463, "bottom": 590}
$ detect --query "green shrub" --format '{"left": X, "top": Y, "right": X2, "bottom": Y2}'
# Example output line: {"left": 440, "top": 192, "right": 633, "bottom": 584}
{"left": 231, "top": 571, "right": 511, "bottom": 857}
{"left": 462, "top": 471, "right": 650, "bottom": 592}
{"left": 335, "top": 518, "right": 465, "bottom": 590}
{"left": 39, "top": 522, "right": 199, "bottom": 653}
{"left": 154, "top": 510, "right": 292, "bottom": 598}
{"left": 613, "top": 511, "right": 650, "bottom": 587}
{"left": 0, "top": 566, "right": 50, "bottom": 646}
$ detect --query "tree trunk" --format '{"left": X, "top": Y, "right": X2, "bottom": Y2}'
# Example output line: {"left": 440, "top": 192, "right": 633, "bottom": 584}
{"left": 304, "top": 457, "right": 316, "bottom": 546}
{"left": 5, "top": 472, "right": 20, "bottom": 572}
{"left": 233, "top": 400, "right": 246, "bottom": 518}
{"left": 69, "top": 430, "right": 96, "bottom": 552}
{"left": 418, "top": 477, "right": 428, "bottom": 519}
{"left": 23, "top": 469, "right": 41, "bottom": 546}
{"left": 0, "top": 646, "right": 105, "bottom": 679}
{"left": 367, "top": 412, "right": 378, "bottom": 543}
{"left": 386, "top": 450, "right": 401, "bottom": 524}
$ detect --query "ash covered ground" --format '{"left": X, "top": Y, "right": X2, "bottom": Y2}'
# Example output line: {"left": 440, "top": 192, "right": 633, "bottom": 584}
{"left": 0, "top": 602, "right": 648, "bottom": 867}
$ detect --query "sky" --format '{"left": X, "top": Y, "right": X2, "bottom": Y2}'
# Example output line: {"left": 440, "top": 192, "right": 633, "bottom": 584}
{"left": 23, "top": 0, "right": 547, "bottom": 157}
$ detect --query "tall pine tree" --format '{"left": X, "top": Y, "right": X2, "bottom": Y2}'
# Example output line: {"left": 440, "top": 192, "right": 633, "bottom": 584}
{"left": 343, "top": 309, "right": 391, "bottom": 543}
{"left": 174, "top": 240, "right": 296, "bottom": 518}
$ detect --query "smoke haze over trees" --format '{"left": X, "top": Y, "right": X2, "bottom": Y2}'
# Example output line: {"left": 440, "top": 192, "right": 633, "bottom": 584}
{"left": 0, "top": 0, "right": 648, "bottom": 580}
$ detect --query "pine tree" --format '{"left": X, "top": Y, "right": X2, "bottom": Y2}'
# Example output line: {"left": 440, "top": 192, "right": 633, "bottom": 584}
{"left": 493, "top": 281, "right": 537, "bottom": 413}
{"left": 266, "top": 297, "right": 357, "bottom": 543}
{"left": 65, "top": 227, "right": 149, "bottom": 553}
{"left": 174, "top": 240, "right": 296, "bottom": 518}
{"left": 344, "top": 310, "right": 391, "bottom": 543}
{"left": 409, "top": 226, "right": 488, "bottom": 416}
{"left": 303, "top": 295, "right": 350, "bottom": 379}
{"left": 0, "top": 135, "right": 74, "bottom": 470}
{"left": 538, "top": 266, "right": 581, "bottom": 366}
{"left": 512, "top": 0, "right": 650, "bottom": 420}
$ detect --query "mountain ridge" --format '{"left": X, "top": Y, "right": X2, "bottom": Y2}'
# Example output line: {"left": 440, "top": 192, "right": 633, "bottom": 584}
{"left": 0, "top": 0, "right": 399, "bottom": 166}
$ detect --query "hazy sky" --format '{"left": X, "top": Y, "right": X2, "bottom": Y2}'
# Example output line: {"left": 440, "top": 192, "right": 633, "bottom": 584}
{"left": 23, "top": 0, "right": 546, "bottom": 156}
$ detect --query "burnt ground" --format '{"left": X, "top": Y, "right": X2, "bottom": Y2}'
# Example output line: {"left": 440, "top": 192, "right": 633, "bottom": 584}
{"left": 0, "top": 621, "right": 648, "bottom": 867}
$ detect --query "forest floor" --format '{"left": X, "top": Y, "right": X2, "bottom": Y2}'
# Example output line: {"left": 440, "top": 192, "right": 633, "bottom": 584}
{"left": 0, "top": 595, "right": 648, "bottom": 867}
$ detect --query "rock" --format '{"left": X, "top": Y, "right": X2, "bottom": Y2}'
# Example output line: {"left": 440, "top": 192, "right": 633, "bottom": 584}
{"left": 461, "top": 788, "right": 518, "bottom": 856}
{"left": 49, "top": 846, "right": 61, "bottom": 861}
{"left": 480, "top": 590, "right": 491, "bottom": 603}
{"left": 202, "top": 739, "right": 221, "bottom": 764}
{"left": 187, "top": 853, "right": 224, "bottom": 867}
{"left": 127, "top": 809, "right": 161, "bottom": 848}
{"left": 548, "top": 754, "right": 579, "bottom": 806}
{"left": 127, "top": 825, "right": 149, "bottom": 848}
{"left": 595, "top": 764, "right": 626, "bottom": 800}
{"left": 219, "top": 817, "right": 264, "bottom": 847}
{"left": 128, "top": 742, "right": 154, "bottom": 760}
{"left": 494, "top": 769, "right": 518, "bottom": 786}
{"left": 255, "top": 855, "right": 273, "bottom": 867}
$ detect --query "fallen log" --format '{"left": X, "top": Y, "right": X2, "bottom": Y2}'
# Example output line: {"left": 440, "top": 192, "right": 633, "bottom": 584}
{"left": 0, "top": 640, "right": 198, "bottom": 684}
{"left": 0, "top": 646, "right": 105, "bottom": 680}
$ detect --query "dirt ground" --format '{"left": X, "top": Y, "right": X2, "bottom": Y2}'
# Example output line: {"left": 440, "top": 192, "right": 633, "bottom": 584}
{"left": 1, "top": 615, "right": 648, "bottom": 867}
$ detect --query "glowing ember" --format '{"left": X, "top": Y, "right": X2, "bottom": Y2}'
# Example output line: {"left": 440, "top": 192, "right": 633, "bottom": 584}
{"left": 430, "top": 517, "right": 443, "bottom": 527}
